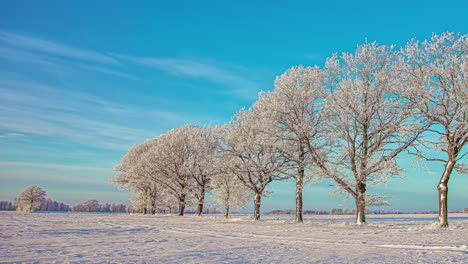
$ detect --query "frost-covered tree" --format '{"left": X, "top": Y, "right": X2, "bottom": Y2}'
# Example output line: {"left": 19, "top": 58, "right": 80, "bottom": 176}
{"left": 130, "top": 195, "right": 150, "bottom": 214}
{"left": 141, "top": 126, "right": 198, "bottom": 216}
{"left": 218, "top": 109, "right": 292, "bottom": 220}
{"left": 15, "top": 185, "right": 46, "bottom": 212}
{"left": 321, "top": 42, "right": 423, "bottom": 224}
{"left": 130, "top": 184, "right": 162, "bottom": 214}
{"left": 253, "top": 65, "right": 328, "bottom": 222}
{"left": 112, "top": 138, "right": 173, "bottom": 214}
{"left": 113, "top": 126, "right": 217, "bottom": 216}
{"left": 403, "top": 32, "right": 468, "bottom": 227}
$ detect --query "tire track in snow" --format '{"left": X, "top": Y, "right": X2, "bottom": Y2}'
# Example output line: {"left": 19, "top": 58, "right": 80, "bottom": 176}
{"left": 160, "top": 226, "right": 468, "bottom": 254}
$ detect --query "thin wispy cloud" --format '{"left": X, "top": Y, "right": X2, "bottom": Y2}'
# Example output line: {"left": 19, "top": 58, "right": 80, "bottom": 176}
{"left": 74, "top": 63, "right": 138, "bottom": 80}
{"left": 0, "top": 31, "right": 263, "bottom": 153}
{"left": 0, "top": 133, "right": 24, "bottom": 139}
{"left": 0, "top": 42, "right": 135, "bottom": 81}
{"left": 0, "top": 82, "right": 144, "bottom": 150}
{"left": 0, "top": 77, "right": 200, "bottom": 124}
{"left": 0, "top": 31, "right": 119, "bottom": 66}
{"left": 0, "top": 161, "right": 109, "bottom": 173}
{"left": 0, "top": 31, "right": 265, "bottom": 99}
{"left": 115, "top": 54, "right": 264, "bottom": 99}
{"left": 0, "top": 78, "right": 206, "bottom": 150}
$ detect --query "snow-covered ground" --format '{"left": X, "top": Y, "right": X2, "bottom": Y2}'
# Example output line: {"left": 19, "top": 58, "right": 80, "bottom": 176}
{"left": 1, "top": 211, "right": 467, "bottom": 263}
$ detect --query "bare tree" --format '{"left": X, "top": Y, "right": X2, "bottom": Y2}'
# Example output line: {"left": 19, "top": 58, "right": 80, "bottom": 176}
{"left": 218, "top": 109, "right": 292, "bottom": 220}
{"left": 15, "top": 185, "right": 46, "bottom": 213}
{"left": 253, "top": 65, "right": 327, "bottom": 222}
{"left": 321, "top": 42, "right": 423, "bottom": 224}
{"left": 403, "top": 32, "right": 468, "bottom": 227}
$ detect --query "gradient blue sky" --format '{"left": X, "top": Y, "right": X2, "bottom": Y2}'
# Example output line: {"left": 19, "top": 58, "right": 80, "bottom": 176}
{"left": 1, "top": 0, "right": 467, "bottom": 212}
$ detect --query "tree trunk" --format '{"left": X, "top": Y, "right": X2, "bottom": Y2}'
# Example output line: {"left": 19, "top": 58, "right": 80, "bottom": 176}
{"left": 438, "top": 159, "right": 455, "bottom": 227}
{"left": 355, "top": 196, "right": 366, "bottom": 225}
{"left": 197, "top": 187, "right": 206, "bottom": 216}
{"left": 355, "top": 181, "right": 367, "bottom": 224}
{"left": 224, "top": 205, "right": 230, "bottom": 218}
{"left": 142, "top": 207, "right": 147, "bottom": 215}
{"left": 150, "top": 209, "right": 156, "bottom": 215}
{"left": 295, "top": 171, "right": 304, "bottom": 223}
{"left": 295, "top": 144, "right": 305, "bottom": 223}
{"left": 253, "top": 193, "right": 261, "bottom": 220}
{"left": 178, "top": 196, "right": 186, "bottom": 216}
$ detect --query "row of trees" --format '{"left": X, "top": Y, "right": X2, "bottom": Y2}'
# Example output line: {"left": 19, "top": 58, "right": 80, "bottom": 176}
{"left": 113, "top": 32, "right": 466, "bottom": 226}
{"left": 111, "top": 126, "right": 252, "bottom": 218}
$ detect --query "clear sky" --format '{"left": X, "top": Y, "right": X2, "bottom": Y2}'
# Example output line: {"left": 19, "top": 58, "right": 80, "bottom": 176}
{"left": 1, "top": 0, "right": 467, "bottom": 212}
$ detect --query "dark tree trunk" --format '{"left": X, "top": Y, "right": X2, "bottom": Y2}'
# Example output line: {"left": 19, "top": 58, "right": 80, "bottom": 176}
{"left": 28, "top": 198, "right": 33, "bottom": 213}
{"left": 254, "top": 193, "right": 261, "bottom": 220}
{"left": 197, "top": 187, "right": 206, "bottom": 216}
{"left": 224, "top": 205, "right": 230, "bottom": 219}
{"left": 295, "top": 170, "right": 304, "bottom": 223}
{"left": 178, "top": 195, "right": 186, "bottom": 216}
{"left": 178, "top": 202, "right": 185, "bottom": 216}
{"left": 355, "top": 182, "right": 366, "bottom": 224}
{"left": 150, "top": 209, "right": 156, "bottom": 215}
{"left": 438, "top": 159, "right": 455, "bottom": 227}
{"left": 295, "top": 145, "right": 305, "bottom": 223}
{"left": 142, "top": 207, "right": 147, "bottom": 215}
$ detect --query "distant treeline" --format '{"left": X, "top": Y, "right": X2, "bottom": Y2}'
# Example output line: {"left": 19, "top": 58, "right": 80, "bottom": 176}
{"left": 3, "top": 185, "right": 128, "bottom": 213}
{"left": 0, "top": 198, "right": 70, "bottom": 212}
{"left": 0, "top": 201, "right": 15, "bottom": 210}
{"left": 39, "top": 198, "right": 71, "bottom": 211}
{"left": 1, "top": 198, "right": 127, "bottom": 213}
{"left": 71, "top": 199, "right": 126, "bottom": 213}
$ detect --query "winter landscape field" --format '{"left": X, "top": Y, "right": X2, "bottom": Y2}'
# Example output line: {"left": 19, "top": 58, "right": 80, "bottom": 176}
{"left": 2, "top": 2, "right": 468, "bottom": 264}
{"left": 1, "top": 211, "right": 467, "bottom": 263}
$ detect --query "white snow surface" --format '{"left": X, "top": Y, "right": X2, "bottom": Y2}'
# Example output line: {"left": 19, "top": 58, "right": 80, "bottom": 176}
{"left": 1, "top": 211, "right": 467, "bottom": 263}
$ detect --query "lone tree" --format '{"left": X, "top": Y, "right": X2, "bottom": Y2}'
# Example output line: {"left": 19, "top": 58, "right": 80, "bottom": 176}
{"left": 403, "top": 32, "right": 468, "bottom": 227}
{"left": 15, "top": 185, "right": 46, "bottom": 212}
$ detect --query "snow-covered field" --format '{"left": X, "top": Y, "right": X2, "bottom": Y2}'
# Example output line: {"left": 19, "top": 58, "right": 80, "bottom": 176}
{"left": 1, "top": 212, "right": 467, "bottom": 263}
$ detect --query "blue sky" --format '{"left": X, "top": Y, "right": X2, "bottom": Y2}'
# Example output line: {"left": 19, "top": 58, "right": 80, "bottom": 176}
{"left": 1, "top": 0, "right": 467, "bottom": 212}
